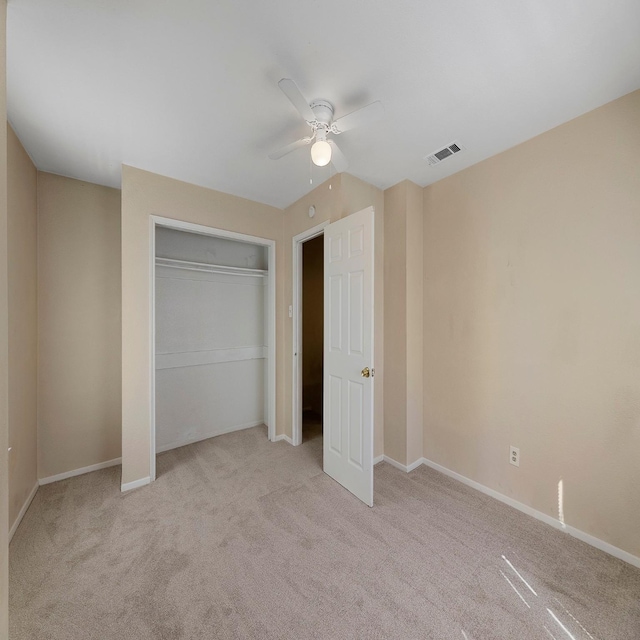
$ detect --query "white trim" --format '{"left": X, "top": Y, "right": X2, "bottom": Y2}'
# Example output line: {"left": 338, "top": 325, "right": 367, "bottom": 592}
{"left": 156, "top": 421, "right": 265, "bottom": 453}
{"left": 291, "top": 221, "right": 329, "bottom": 447}
{"left": 373, "top": 455, "right": 422, "bottom": 472}
{"left": 274, "top": 433, "right": 294, "bottom": 445}
{"left": 373, "top": 454, "right": 640, "bottom": 568}
{"left": 121, "top": 476, "right": 151, "bottom": 492}
{"left": 9, "top": 481, "right": 39, "bottom": 542}
{"left": 406, "top": 457, "right": 424, "bottom": 472}
{"left": 377, "top": 455, "right": 413, "bottom": 472}
{"left": 150, "top": 217, "right": 157, "bottom": 482}
{"left": 39, "top": 457, "right": 122, "bottom": 486}
{"left": 420, "top": 457, "right": 640, "bottom": 569}
{"left": 382, "top": 455, "right": 406, "bottom": 472}
{"left": 419, "top": 458, "right": 561, "bottom": 527}
{"left": 563, "top": 523, "right": 640, "bottom": 568}
{"left": 149, "top": 215, "right": 278, "bottom": 486}
{"left": 267, "top": 234, "right": 276, "bottom": 439}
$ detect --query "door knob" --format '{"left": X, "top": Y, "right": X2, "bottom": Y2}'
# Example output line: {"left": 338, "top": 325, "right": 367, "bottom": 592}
{"left": 361, "top": 367, "right": 370, "bottom": 378}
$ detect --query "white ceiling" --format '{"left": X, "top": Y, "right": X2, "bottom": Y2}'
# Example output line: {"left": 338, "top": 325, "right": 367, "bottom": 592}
{"left": 7, "top": 0, "right": 640, "bottom": 209}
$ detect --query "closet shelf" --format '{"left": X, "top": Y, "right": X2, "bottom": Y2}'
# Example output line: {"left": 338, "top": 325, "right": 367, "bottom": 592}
{"left": 156, "top": 257, "right": 267, "bottom": 277}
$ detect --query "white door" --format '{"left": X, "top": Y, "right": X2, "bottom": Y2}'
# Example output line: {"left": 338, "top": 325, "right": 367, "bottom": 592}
{"left": 323, "top": 206, "right": 374, "bottom": 506}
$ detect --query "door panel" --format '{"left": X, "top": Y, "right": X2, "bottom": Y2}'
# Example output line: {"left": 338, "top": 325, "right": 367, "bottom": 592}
{"left": 329, "top": 275, "right": 342, "bottom": 351}
{"left": 348, "top": 271, "right": 364, "bottom": 355}
{"left": 328, "top": 374, "right": 342, "bottom": 455}
{"left": 323, "top": 207, "right": 374, "bottom": 506}
{"left": 348, "top": 380, "right": 363, "bottom": 469}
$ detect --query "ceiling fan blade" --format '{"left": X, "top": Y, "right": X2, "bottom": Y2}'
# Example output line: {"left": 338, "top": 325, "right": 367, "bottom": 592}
{"left": 278, "top": 78, "right": 315, "bottom": 123}
{"left": 268, "top": 136, "right": 313, "bottom": 160}
{"left": 328, "top": 140, "right": 348, "bottom": 172}
{"left": 332, "top": 101, "right": 384, "bottom": 134}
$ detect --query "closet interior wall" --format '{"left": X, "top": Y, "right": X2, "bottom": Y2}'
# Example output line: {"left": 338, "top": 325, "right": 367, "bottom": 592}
{"left": 155, "top": 227, "right": 268, "bottom": 452}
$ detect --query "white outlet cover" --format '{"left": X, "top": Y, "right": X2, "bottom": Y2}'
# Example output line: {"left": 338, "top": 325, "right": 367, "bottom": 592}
{"left": 509, "top": 446, "right": 520, "bottom": 467}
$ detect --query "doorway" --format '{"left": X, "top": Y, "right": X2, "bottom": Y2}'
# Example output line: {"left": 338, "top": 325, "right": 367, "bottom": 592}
{"left": 293, "top": 208, "right": 375, "bottom": 506}
{"left": 301, "top": 234, "right": 324, "bottom": 443}
{"left": 292, "top": 221, "right": 329, "bottom": 446}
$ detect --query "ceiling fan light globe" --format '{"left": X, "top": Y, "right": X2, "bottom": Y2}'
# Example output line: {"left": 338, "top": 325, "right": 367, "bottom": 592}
{"left": 311, "top": 140, "right": 332, "bottom": 167}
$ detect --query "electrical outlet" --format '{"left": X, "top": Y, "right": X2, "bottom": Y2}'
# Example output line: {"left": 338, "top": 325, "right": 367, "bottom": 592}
{"left": 509, "top": 446, "right": 520, "bottom": 467}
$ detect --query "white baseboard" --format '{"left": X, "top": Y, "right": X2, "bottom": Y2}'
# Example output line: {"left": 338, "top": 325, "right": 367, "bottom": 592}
{"left": 121, "top": 476, "right": 151, "bottom": 492}
{"left": 274, "top": 433, "right": 294, "bottom": 445}
{"left": 420, "top": 457, "right": 640, "bottom": 570}
{"left": 9, "top": 481, "right": 39, "bottom": 543}
{"left": 380, "top": 455, "right": 408, "bottom": 472}
{"left": 406, "top": 457, "right": 424, "bottom": 472}
{"left": 375, "top": 455, "right": 424, "bottom": 473}
{"left": 374, "top": 453, "right": 640, "bottom": 568}
{"left": 39, "top": 457, "right": 122, "bottom": 486}
{"left": 561, "top": 523, "right": 640, "bottom": 568}
{"left": 156, "top": 421, "right": 264, "bottom": 454}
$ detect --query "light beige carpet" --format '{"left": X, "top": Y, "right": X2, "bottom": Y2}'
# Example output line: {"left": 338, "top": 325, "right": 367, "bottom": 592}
{"left": 9, "top": 426, "right": 640, "bottom": 639}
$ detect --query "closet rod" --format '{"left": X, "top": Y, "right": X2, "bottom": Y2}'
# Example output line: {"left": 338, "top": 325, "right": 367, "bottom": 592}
{"left": 155, "top": 257, "right": 267, "bottom": 277}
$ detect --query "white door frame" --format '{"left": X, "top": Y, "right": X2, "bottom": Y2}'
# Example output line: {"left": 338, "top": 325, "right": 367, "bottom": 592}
{"left": 291, "top": 221, "right": 330, "bottom": 446}
{"left": 149, "top": 215, "right": 277, "bottom": 482}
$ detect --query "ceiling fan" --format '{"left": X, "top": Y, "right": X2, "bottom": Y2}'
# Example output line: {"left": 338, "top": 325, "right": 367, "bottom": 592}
{"left": 269, "top": 78, "right": 384, "bottom": 172}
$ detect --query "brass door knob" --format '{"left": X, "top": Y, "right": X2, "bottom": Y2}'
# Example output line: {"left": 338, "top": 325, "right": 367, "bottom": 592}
{"left": 361, "top": 367, "right": 370, "bottom": 378}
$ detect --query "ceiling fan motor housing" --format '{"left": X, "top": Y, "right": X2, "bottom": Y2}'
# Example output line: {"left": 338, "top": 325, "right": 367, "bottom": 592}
{"left": 309, "top": 100, "right": 334, "bottom": 126}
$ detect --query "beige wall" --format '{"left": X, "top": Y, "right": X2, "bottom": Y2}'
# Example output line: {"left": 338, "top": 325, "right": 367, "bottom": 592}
{"left": 383, "top": 180, "right": 423, "bottom": 466}
{"left": 121, "top": 165, "right": 285, "bottom": 485}
{"left": 405, "top": 181, "right": 423, "bottom": 465}
{"left": 423, "top": 89, "right": 640, "bottom": 558}
{"left": 383, "top": 183, "right": 407, "bottom": 463}
{"left": 302, "top": 235, "right": 323, "bottom": 416}
{"left": 283, "top": 174, "right": 385, "bottom": 457}
{"left": 7, "top": 126, "right": 37, "bottom": 529}
{"left": 0, "top": 1, "right": 8, "bottom": 632}
{"left": 38, "top": 172, "right": 122, "bottom": 479}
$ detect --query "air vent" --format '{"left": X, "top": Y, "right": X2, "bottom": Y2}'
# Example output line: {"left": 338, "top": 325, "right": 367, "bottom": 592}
{"left": 425, "top": 141, "right": 463, "bottom": 166}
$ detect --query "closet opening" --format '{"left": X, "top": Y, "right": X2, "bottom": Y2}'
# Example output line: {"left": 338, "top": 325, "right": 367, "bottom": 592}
{"left": 292, "top": 221, "right": 328, "bottom": 447}
{"left": 149, "top": 216, "right": 276, "bottom": 481}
